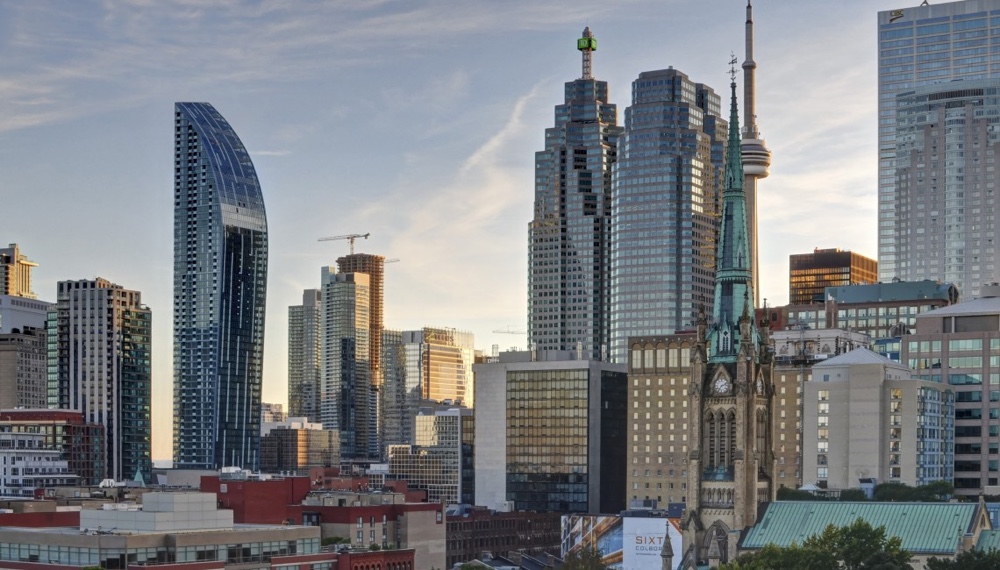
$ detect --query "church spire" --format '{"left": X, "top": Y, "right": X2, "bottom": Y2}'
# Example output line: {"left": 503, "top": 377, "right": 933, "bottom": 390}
{"left": 708, "top": 60, "right": 757, "bottom": 363}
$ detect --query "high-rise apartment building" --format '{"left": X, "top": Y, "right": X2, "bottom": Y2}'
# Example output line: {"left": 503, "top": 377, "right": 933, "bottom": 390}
{"left": 528, "top": 28, "right": 622, "bottom": 360}
{"left": 336, "top": 254, "right": 385, "bottom": 386}
{"left": 788, "top": 248, "right": 877, "bottom": 305}
{"left": 288, "top": 289, "right": 321, "bottom": 422}
{"left": 49, "top": 278, "right": 151, "bottom": 483}
{"left": 173, "top": 102, "right": 268, "bottom": 471}
{"left": 896, "top": 79, "right": 1000, "bottom": 297}
{"left": 0, "top": 326, "right": 47, "bottom": 409}
{"left": 609, "top": 67, "right": 726, "bottom": 364}
{"left": 381, "top": 329, "right": 407, "bottom": 452}
{"left": 320, "top": 268, "right": 373, "bottom": 459}
{"left": 0, "top": 243, "right": 37, "bottom": 299}
{"left": 878, "top": 1, "right": 1000, "bottom": 283}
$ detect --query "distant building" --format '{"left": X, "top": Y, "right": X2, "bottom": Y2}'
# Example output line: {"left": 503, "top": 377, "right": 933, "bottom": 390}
{"left": 387, "top": 406, "right": 474, "bottom": 504}
{"left": 0, "top": 243, "right": 37, "bottom": 299}
{"left": 562, "top": 513, "right": 681, "bottom": 570}
{"left": 770, "top": 328, "right": 871, "bottom": 491}
{"left": 259, "top": 417, "right": 339, "bottom": 474}
{"left": 0, "top": 431, "right": 78, "bottom": 496}
{"left": 0, "top": 326, "right": 47, "bottom": 409}
{"left": 173, "top": 102, "right": 268, "bottom": 471}
{"left": 446, "top": 505, "right": 562, "bottom": 569}
{"left": 609, "top": 67, "right": 726, "bottom": 364}
{"left": 260, "top": 402, "right": 286, "bottom": 423}
{"left": 904, "top": 288, "right": 1000, "bottom": 497}
{"left": 320, "top": 268, "right": 372, "bottom": 459}
{"left": 381, "top": 329, "right": 408, "bottom": 451}
{"left": 803, "top": 348, "right": 954, "bottom": 490}
{"left": 0, "top": 295, "right": 50, "bottom": 334}
{"left": 474, "top": 351, "right": 626, "bottom": 514}
{"left": 528, "top": 28, "right": 623, "bottom": 361}
{"left": 288, "top": 289, "right": 321, "bottom": 422}
{"left": 0, "top": 409, "right": 106, "bottom": 486}
{"left": 49, "top": 278, "right": 151, "bottom": 483}
{"left": 788, "top": 248, "right": 877, "bottom": 305}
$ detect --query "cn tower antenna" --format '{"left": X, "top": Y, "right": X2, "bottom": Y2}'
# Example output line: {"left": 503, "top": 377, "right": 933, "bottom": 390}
{"left": 577, "top": 27, "right": 597, "bottom": 79}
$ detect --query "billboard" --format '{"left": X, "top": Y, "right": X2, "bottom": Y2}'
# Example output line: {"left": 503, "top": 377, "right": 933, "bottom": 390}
{"left": 561, "top": 514, "right": 682, "bottom": 570}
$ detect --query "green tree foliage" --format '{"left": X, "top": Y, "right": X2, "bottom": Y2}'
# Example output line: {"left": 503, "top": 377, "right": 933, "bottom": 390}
{"left": 776, "top": 487, "right": 825, "bottom": 501}
{"left": 838, "top": 488, "right": 868, "bottom": 501}
{"left": 561, "top": 545, "right": 609, "bottom": 570}
{"left": 873, "top": 480, "right": 952, "bottom": 502}
{"left": 926, "top": 549, "right": 1000, "bottom": 569}
{"left": 719, "top": 518, "right": 912, "bottom": 570}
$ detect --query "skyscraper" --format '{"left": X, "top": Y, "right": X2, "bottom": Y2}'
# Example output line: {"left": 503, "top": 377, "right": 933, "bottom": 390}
{"left": 895, "top": 80, "right": 1000, "bottom": 297}
{"left": 609, "top": 68, "right": 726, "bottom": 364}
{"left": 0, "top": 243, "right": 38, "bottom": 299}
{"left": 878, "top": 1, "right": 1000, "bottom": 283}
{"left": 320, "top": 268, "right": 372, "bottom": 459}
{"left": 288, "top": 289, "right": 321, "bottom": 422}
{"left": 528, "top": 28, "right": 623, "bottom": 360}
{"left": 788, "top": 248, "right": 877, "bottom": 305}
{"left": 49, "top": 278, "right": 152, "bottom": 483}
{"left": 681, "top": 73, "right": 774, "bottom": 567}
{"left": 173, "top": 102, "right": 268, "bottom": 470}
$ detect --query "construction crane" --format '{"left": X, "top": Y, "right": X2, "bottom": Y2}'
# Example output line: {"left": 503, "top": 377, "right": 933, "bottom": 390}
{"left": 493, "top": 326, "right": 527, "bottom": 334}
{"left": 318, "top": 233, "right": 370, "bottom": 255}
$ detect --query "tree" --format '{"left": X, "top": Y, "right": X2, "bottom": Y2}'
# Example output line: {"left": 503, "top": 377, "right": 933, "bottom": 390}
{"left": 561, "top": 545, "right": 609, "bottom": 570}
{"left": 873, "top": 480, "right": 953, "bottom": 502}
{"left": 926, "top": 549, "right": 1000, "bottom": 569}
{"left": 839, "top": 488, "right": 868, "bottom": 501}
{"left": 720, "top": 518, "right": 912, "bottom": 570}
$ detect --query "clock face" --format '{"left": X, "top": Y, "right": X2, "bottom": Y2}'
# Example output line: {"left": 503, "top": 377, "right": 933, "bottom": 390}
{"left": 714, "top": 377, "right": 730, "bottom": 394}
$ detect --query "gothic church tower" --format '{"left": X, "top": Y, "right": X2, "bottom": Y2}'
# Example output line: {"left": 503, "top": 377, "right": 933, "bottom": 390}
{"left": 679, "top": 68, "right": 775, "bottom": 569}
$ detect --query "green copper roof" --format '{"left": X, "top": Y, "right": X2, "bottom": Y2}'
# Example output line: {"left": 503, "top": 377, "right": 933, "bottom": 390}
{"left": 976, "top": 530, "right": 1000, "bottom": 551}
{"left": 742, "top": 501, "right": 981, "bottom": 555}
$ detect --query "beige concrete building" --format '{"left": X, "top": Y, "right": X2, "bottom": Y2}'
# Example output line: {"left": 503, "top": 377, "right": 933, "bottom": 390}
{"left": 0, "top": 243, "right": 37, "bottom": 299}
{"left": 803, "top": 348, "right": 954, "bottom": 491}
{"left": 624, "top": 334, "right": 696, "bottom": 509}
{"left": 770, "top": 328, "right": 870, "bottom": 491}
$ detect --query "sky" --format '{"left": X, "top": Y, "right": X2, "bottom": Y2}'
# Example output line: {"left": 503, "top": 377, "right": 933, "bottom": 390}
{"left": 0, "top": 0, "right": 906, "bottom": 460}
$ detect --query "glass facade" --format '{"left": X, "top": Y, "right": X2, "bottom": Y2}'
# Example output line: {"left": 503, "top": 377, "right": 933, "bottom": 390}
{"left": 173, "top": 102, "right": 268, "bottom": 470}
{"left": 528, "top": 43, "right": 622, "bottom": 361}
{"left": 895, "top": 80, "right": 1000, "bottom": 298}
{"left": 877, "top": 1, "right": 1000, "bottom": 282}
{"left": 609, "top": 68, "right": 725, "bottom": 364}
{"left": 788, "top": 249, "right": 877, "bottom": 305}
{"left": 288, "top": 290, "right": 321, "bottom": 422}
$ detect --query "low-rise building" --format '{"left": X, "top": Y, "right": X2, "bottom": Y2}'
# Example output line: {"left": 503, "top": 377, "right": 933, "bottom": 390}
{"left": 446, "top": 505, "right": 562, "bottom": 569}
{"left": 259, "top": 417, "right": 339, "bottom": 474}
{"left": 0, "top": 409, "right": 106, "bottom": 486}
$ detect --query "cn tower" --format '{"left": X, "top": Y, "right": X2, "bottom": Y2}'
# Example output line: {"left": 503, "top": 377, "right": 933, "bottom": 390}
{"left": 740, "top": 0, "right": 771, "bottom": 307}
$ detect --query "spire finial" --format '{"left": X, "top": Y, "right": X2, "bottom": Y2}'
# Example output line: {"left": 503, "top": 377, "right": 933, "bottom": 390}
{"left": 729, "top": 52, "right": 738, "bottom": 84}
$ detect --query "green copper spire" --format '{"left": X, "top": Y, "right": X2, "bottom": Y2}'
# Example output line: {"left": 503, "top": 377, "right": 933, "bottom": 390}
{"left": 708, "top": 66, "right": 757, "bottom": 362}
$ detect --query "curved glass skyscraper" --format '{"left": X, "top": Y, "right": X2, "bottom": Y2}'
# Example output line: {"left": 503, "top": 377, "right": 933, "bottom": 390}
{"left": 173, "top": 102, "right": 268, "bottom": 470}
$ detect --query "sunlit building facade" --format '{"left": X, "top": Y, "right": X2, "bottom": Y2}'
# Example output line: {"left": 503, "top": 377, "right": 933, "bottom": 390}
{"left": 0, "top": 243, "right": 37, "bottom": 299}
{"left": 609, "top": 68, "right": 726, "bottom": 364}
{"left": 288, "top": 289, "right": 321, "bottom": 422}
{"left": 49, "top": 278, "right": 151, "bottom": 482}
{"left": 788, "top": 248, "right": 877, "bottom": 305}
{"left": 173, "top": 102, "right": 268, "bottom": 471}
{"left": 878, "top": 1, "right": 1000, "bottom": 282}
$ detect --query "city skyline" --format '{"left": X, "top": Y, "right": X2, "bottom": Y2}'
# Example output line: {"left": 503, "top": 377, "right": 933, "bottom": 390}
{"left": 3, "top": 1, "right": 898, "bottom": 459}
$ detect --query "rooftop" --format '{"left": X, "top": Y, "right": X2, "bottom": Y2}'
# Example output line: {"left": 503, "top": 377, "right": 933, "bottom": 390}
{"left": 812, "top": 347, "right": 898, "bottom": 368}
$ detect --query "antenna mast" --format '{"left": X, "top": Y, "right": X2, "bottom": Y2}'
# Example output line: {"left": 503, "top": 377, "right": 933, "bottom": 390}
{"left": 577, "top": 27, "right": 597, "bottom": 79}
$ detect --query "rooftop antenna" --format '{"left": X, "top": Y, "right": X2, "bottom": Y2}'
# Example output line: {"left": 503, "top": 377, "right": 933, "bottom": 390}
{"left": 577, "top": 27, "right": 597, "bottom": 79}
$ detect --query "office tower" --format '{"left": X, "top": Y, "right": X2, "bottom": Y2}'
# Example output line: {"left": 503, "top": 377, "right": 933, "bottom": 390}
{"left": 802, "top": 349, "right": 954, "bottom": 491}
{"left": 741, "top": 1, "right": 772, "bottom": 307}
{"left": 0, "top": 243, "right": 37, "bottom": 299}
{"left": 473, "top": 351, "right": 627, "bottom": 514}
{"left": 903, "top": 287, "right": 1000, "bottom": 497}
{"left": 878, "top": 1, "right": 1000, "bottom": 283}
{"left": 173, "top": 102, "right": 268, "bottom": 470}
{"left": 896, "top": 79, "right": 1000, "bottom": 298}
{"left": 320, "top": 268, "right": 372, "bottom": 459}
{"left": 259, "top": 417, "right": 339, "bottom": 473}
{"left": 49, "top": 278, "right": 151, "bottom": 483}
{"left": 681, "top": 75, "right": 774, "bottom": 567}
{"left": 528, "top": 28, "right": 623, "bottom": 360}
{"left": 609, "top": 68, "right": 726, "bottom": 364}
{"left": 387, "top": 406, "right": 473, "bottom": 504}
{"left": 288, "top": 289, "right": 321, "bottom": 422}
{"left": 337, "top": 254, "right": 385, "bottom": 386}
{"left": 381, "top": 329, "right": 408, "bottom": 452}
{"left": 0, "top": 325, "right": 47, "bottom": 409}
{"left": 788, "top": 248, "right": 877, "bottom": 305}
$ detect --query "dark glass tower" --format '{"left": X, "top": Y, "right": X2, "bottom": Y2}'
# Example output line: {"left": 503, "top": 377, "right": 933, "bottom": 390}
{"left": 609, "top": 68, "right": 727, "bottom": 363}
{"left": 173, "top": 102, "right": 268, "bottom": 470}
{"left": 528, "top": 28, "right": 623, "bottom": 360}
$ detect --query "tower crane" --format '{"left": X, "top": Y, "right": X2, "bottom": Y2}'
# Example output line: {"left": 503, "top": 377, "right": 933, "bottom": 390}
{"left": 318, "top": 233, "right": 370, "bottom": 255}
